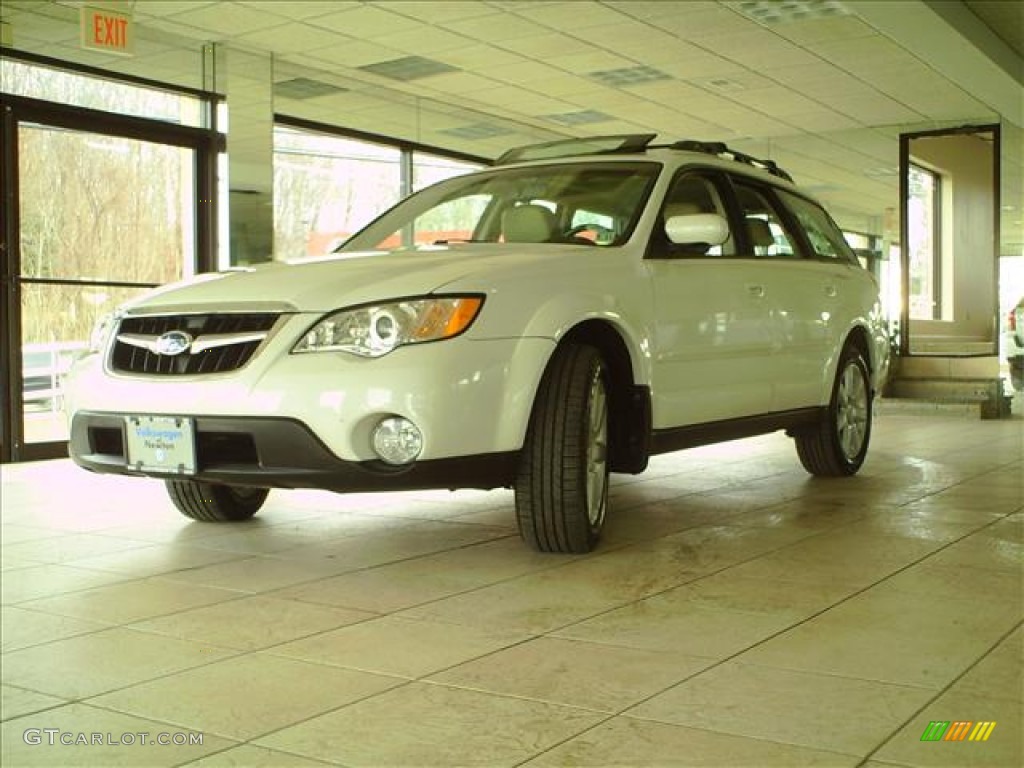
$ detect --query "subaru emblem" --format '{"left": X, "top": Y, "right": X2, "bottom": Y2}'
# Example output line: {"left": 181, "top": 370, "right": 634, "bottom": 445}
{"left": 154, "top": 330, "right": 193, "bottom": 356}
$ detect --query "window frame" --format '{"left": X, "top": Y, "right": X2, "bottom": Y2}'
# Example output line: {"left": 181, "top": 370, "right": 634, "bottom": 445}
{"left": 646, "top": 167, "right": 741, "bottom": 260}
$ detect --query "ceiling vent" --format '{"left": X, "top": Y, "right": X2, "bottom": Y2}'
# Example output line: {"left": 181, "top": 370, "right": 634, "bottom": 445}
{"left": 732, "top": 0, "right": 850, "bottom": 24}
{"left": 274, "top": 78, "right": 347, "bottom": 100}
{"left": 698, "top": 77, "right": 747, "bottom": 92}
{"left": 359, "top": 55, "right": 460, "bottom": 82}
{"left": 543, "top": 110, "right": 614, "bottom": 126}
{"left": 588, "top": 65, "right": 671, "bottom": 87}
{"left": 439, "top": 122, "right": 515, "bottom": 140}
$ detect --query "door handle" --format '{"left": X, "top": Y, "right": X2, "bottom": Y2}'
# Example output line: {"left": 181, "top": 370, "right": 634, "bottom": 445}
{"left": 746, "top": 284, "right": 765, "bottom": 298}
{"left": 824, "top": 284, "right": 838, "bottom": 298}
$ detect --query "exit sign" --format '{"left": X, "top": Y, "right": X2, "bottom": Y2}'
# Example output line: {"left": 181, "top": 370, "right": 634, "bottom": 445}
{"left": 81, "top": 6, "right": 133, "bottom": 56}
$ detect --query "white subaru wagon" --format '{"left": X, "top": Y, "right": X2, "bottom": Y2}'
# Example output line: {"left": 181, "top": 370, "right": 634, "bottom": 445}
{"left": 67, "top": 135, "right": 890, "bottom": 553}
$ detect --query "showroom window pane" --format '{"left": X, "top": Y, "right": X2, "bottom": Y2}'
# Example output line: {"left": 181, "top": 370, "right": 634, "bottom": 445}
{"left": 18, "top": 124, "right": 194, "bottom": 284}
{"left": 1, "top": 58, "right": 205, "bottom": 127}
{"left": 412, "top": 152, "right": 482, "bottom": 193}
{"left": 273, "top": 125, "right": 402, "bottom": 258}
{"left": 908, "top": 163, "right": 941, "bottom": 320}
{"left": 19, "top": 283, "right": 149, "bottom": 445}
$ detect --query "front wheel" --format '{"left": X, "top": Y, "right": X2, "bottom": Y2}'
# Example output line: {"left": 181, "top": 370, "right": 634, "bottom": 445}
{"left": 795, "top": 345, "right": 872, "bottom": 476}
{"left": 515, "top": 344, "right": 609, "bottom": 553}
{"left": 165, "top": 480, "right": 268, "bottom": 522}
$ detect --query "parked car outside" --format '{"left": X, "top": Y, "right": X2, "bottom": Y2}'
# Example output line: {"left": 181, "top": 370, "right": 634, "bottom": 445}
{"left": 1004, "top": 296, "right": 1024, "bottom": 391}
{"left": 65, "top": 135, "right": 890, "bottom": 553}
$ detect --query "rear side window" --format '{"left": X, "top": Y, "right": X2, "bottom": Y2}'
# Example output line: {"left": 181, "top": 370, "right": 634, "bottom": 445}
{"left": 777, "top": 190, "right": 856, "bottom": 262}
{"left": 733, "top": 183, "right": 798, "bottom": 258}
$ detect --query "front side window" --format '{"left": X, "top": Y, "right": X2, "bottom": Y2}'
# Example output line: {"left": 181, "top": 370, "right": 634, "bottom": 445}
{"left": 341, "top": 162, "right": 660, "bottom": 252}
{"left": 658, "top": 173, "right": 735, "bottom": 256}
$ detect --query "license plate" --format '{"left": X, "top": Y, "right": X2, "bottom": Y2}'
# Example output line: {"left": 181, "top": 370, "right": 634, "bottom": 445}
{"left": 124, "top": 415, "right": 196, "bottom": 475}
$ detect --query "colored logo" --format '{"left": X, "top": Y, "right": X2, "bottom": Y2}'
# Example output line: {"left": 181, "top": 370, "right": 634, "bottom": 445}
{"left": 920, "top": 721, "right": 996, "bottom": 742}
{"left": 154, "top": 331, "right": 193, "bottom": 356}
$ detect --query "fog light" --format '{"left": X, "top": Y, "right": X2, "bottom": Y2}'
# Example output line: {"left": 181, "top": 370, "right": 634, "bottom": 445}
{"left": 372, "top": 417, "right": 423, "bottom": 465}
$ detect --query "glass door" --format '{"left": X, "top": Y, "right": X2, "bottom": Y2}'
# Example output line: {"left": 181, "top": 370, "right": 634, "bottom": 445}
{"left": 1, "top": 90, "right": 217, "bottom": 462}
{"left": 16, "top": 123, "right": 196, "bottom": 454}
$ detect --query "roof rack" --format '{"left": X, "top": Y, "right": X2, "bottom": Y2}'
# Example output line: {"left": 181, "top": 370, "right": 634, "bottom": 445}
{"left": 495, "top": 133, "right": 657, "bottom": 165}
{"left": 493, "top": 134, "right": 794, "bottom": 183}
{"left": 669, "top": 139, "right": 794, "bottom": 182}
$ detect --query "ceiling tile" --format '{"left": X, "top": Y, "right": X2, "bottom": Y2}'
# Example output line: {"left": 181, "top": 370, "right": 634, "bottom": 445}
{"left": 129, "top": 1, "right": 220, "bottom": 18}
{"left": 832, "top": 94, "right": 926, "bottom": 124}
{"left": 787, "top": 76, "right": 884, "bottom": 102}
{"left": 479, "top": 60, "right": 570, "bottom": 86}
{"left": 414, "top": 72, "right": 503, "bottom": 95}
{"left": 429, "top": 44, "right": 528, "bottom": 70}
{"left": 737, "top": 86, "right": 827, "bottom": 116}
{"left": 644, "top": 50, "right": 749, "bottom": 80}
{"left": 766, "top": 14, "right": 877, "bottom": 45}
{"left": 523, "top": 1, "right": 633, "bottom": 30}
{"left": 759, "top": 60, "right": 854, "bottom": 86}
{"left": 446, "top": 12, "right": 549, "bottom": 40}
{"left": 372, "top": 26, "right": 475, "bottom": 55}
{"left": 781, "top": 110, "right": 863, "bottom": 132}
{"left": 697, "top": 31, "right": 827, "bottom": 69}
{"left": 382, "top": 1, "right": 504, "bottom": 23}
{"left": 237, "top": 1, "right": 361, "bottom": 21}
{"left": 158, "top": 3, "right": 284, "bottom": 37}
{"left": 810, "top": 35, "right": 919, "bottom": 71}
{"left": 644, "top": 4, "right": 758, "bottom": 36}
{"left": 544, "top": 50, "right": 636, "bottom": 75}
{"left": 493, "top": 33, "right": 595, "bottom": 59}
{"left": 301, "top": 41, "right": 404, "bottom": 69}
{"left": 521, "top": 73, "right": 607, "bottom": 98}
{"left": 235, "top": 22, "right": 350, "bottom": 54}
{"left": 306, "top": 5, "right": 425, "bottom": 37}
{"left": 579, "top": 23, "right": 692, "bottom": 51}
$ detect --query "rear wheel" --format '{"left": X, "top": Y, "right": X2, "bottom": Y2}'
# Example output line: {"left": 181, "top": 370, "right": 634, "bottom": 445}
{"left": 515, "top": 344, "right": 609, "bottom": 553}
{"left": 165, "top": 480, "right": 268, "bottom": 522}
{"left": 795, "top": 344, "right": 872, "bottom": 476}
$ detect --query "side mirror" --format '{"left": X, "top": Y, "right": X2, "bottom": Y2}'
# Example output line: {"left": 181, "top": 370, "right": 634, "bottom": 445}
{"left": 665, "top": 213, "right": 729, "bottom": 247}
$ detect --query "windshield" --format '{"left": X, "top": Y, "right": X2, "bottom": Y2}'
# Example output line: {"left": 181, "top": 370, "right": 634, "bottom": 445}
{"left": 340, "top": 161, "right": 661, "bottom": 252}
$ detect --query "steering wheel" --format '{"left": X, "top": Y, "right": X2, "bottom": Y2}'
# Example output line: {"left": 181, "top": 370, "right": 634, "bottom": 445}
{"left": 565, "top": 223, "right": 616, "bottom": 244}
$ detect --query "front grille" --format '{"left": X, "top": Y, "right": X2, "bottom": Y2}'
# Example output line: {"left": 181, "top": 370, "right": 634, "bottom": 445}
{"left": 110, "top": 313, "right": 279, "bottom": 375}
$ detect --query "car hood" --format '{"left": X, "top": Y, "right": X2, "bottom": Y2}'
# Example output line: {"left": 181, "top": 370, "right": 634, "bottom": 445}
{"left": 122, "top": 246, "right": 578, "bottom": 315}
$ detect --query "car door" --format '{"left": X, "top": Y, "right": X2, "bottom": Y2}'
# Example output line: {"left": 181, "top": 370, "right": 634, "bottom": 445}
{"left": 646, "top": 171, "right": 779, "bottom": 428}
{"left": 730, "top": 180, "right": 831, "bottom": 412}
{"left": 772, "top": 188, "right": 863, "bottom": 409}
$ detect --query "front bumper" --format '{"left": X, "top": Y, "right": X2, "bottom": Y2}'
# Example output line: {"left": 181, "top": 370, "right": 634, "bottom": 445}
{"left": 69, "top": 411, "right": 517, "bottom": 492}
{"left": 66, "top": 327, "right": 555, "bottom": 463}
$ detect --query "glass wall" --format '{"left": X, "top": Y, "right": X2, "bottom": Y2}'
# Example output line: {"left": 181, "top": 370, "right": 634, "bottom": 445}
{"left": 0, "top": 57, "right": 206, "bottom": 127}
{"left": 2, "top": 55, "right": 216, "bottom": 461}
{"left": 907, "top": 163, "right": 941, "bottom": 321}
{"left": 272, "top": 124, "right": 483, "bottom": 259}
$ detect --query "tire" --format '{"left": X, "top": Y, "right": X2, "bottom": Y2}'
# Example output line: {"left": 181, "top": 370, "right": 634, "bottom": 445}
{"left": 795, "top": 344, "right": 872, "bottom": 476}
{"left": 165, "top": 479, "right": 268, "bottom": 522}
{"left": 515, "top": 344, "right": 609, "bottom": 554}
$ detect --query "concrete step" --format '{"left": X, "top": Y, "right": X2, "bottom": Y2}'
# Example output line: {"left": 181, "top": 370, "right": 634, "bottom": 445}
{"left": 882, "top": 376, "right": 1011, "bottom": 419}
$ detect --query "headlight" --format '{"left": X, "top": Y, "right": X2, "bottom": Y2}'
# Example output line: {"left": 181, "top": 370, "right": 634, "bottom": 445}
{"left": 292, "top": 295, "right": 484, "bottom": 358}
{"left": 88, "top": 312, "right": 118, "bottom": 354}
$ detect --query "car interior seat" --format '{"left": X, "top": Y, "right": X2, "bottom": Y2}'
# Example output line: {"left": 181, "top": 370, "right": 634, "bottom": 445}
{"left": 502, "top": 204, "right": 558, "bottom": 243}
{"left": 747, "top": 217, "right": 775, "bottom": 254}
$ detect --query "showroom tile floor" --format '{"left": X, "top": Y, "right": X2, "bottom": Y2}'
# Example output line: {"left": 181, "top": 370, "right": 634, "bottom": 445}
{"left": 0, "top": 410, "right": 1021, "bottom": 767}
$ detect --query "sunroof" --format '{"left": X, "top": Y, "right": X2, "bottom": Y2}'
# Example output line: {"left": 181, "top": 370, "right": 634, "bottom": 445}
{"left": 495, "top": 134, "right": 657, "bottom": 165}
